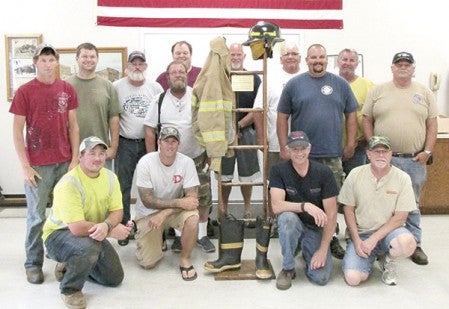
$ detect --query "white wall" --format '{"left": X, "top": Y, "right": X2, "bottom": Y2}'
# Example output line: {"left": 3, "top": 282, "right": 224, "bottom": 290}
{"left": 1, "top": 0, "right": 448, "bottom": 194}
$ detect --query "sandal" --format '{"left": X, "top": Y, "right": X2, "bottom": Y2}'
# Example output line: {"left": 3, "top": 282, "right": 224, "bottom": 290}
{"left": 179, "top": 265, "right": 197, "bottom": 281}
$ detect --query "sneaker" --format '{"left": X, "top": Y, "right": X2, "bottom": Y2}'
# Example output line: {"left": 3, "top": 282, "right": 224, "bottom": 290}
{"left": 330, "top": 236, "right": 345, "bottom": 259}
{"left": 379, "top": 254, "right": 397, "bottom": 285}
{"left": 61, "top": 291, "right": 86, "bottom": 309}
{"left": 171, "top": 236, "right": 182, "bottom": 252}
{"left": 410, "top": 247, "right": 429, "bottom": 265}
{"left": 55, "top": 262, "right": 67, "bottom": 282}
{"left": 197, "top": 236, "right": 216, "bottom": 253}
{"left": 26, "top": 267, "right": 44, "bottom": 284}
{"left": 276, "top": 269, "right": 296, "bottom": 290}
{"left": 118, "top": 236, "right": 129, "bottom": 246}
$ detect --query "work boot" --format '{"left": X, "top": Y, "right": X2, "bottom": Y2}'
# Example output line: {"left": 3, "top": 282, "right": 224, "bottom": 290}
{"left": 330, "top": 236, "right": 345, "bottom": 259}
{"left": 410, "top": 247, "right": 429, "bottom": 265}
{"left": 255, "top": 217, "right": 272, "bottom": 279}
{"left": 204, "top": 215, "right": 244, "bottom": 273}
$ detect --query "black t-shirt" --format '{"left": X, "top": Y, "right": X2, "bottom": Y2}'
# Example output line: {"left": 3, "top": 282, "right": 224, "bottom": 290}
{"left": 269, "top": 159, "right": 339, "bottom": 226}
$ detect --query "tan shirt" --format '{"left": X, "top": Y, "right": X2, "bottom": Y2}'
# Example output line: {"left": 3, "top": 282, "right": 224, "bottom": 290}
{"left": 362, "top": 81, "right": 438, "bottom": 153}
{"left": 338, "top": 164, "right": 416, "bottom": 233}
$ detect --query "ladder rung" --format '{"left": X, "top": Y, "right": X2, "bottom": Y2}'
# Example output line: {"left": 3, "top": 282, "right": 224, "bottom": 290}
{"left": 228, "top": 145, "right": 264, "bottom": 150}
{"left": 221, "top": 181, "right": 264, "bottom": 187}
{"left": 231, "top": 70, "right": 263, "bottom": 75}
{"left": 233, "top": 108, "right": 263, "bottom": 113}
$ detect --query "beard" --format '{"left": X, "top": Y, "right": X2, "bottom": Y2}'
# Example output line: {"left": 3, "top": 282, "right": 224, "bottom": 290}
{"left": 126, "top": 68, "right": 146, "bottom": 82}
{"left": 169, "top": 79, "right": 187, "bottom": 92}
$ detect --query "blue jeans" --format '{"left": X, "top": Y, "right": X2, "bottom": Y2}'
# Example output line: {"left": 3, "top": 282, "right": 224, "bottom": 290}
{"left": 45, "top": 229, "right": 124, "bottom": 294}
{"left": 391, "top": 157, "right": 427, "bottom": 245}
{"left": 24, "top": 162, "right": 68, "bottom": 269}
{"left": 343, "top": 145, "right": 367, "bottom": 176}
{"left": 343, "top": 227, "right": 411, "bottom": 274}
{"left": 114, "top": 136, "right": 146, "bottom": 223}
{"left": 277, "top": 212, "right": 333, "bottom": 285}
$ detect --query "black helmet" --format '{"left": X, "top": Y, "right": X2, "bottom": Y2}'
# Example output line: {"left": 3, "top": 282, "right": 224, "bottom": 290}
{"left": 242, "top": 21, "right": 284, "bottom": 46}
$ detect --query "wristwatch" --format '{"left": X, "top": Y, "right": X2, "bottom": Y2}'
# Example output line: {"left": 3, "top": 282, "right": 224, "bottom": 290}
{"left": 424, "top": 150, "right": 432, "bottom": 156}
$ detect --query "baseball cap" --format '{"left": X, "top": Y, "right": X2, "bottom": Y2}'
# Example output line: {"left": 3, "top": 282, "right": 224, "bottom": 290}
{"left": 33, "top": 43, "right": 57, "bottom": 58}
{"left": 79, "top": 136, "right": 108, "bottom": 152}
{"left": 368, "top": 136, "right": 392, "bottom": 150}
{"left": 392, "top": 52, "right": 414, "bottom": 64}
{"left": 287, "top": 131, "right": 310, "bottom": 148}
{"left": 128, "top": 50, "right": 146, "bottom": 62}
{"left": 159, "top": 126, "right": 180, "bottom": 141}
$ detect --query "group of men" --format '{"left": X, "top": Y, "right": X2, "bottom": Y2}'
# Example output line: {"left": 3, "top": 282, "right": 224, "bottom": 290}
{"left": 271, "top": 45, "right": 436, "bottom": 290}
{"left": 9, "top": 37, "right": 436, "bottom": 308}
{"left": 9, "top": 39, "right": 264, "bottom": 308}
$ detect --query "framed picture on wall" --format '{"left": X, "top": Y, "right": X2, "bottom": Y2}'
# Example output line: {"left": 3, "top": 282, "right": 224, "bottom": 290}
{"left": 57, "top": 47, "right": 128, "bottom": 82}
{"left": 5, "top": 34, "right": 43, "bottom": 101}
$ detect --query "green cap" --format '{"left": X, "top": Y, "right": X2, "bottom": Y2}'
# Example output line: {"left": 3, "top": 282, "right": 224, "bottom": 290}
{"left": 368, "top": 136, "right": 391, "bottom": 150}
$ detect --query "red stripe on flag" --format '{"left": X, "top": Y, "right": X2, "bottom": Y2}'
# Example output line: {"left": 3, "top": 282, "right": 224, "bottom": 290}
{"left": 98, "top": 0, "right": 342, "bottom": 10}
{"left": 97, "top": 17, "right": 343, "bottom": 29}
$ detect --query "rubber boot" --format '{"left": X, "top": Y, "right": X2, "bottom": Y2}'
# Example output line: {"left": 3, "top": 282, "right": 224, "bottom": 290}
{"left": 204, "top": 215, "right": 244, "bottom": 273}
{"left": 255, "top": 217, "right": 272, "bottom": 279}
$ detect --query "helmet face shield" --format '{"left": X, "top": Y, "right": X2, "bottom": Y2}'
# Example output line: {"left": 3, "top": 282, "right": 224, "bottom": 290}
{"left": 242, "top": 21, "right": 284, "bottom": 59}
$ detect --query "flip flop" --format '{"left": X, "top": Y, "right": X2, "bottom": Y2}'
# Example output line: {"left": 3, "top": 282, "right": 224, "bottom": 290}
{"left": 180, "top": 265, "right": 197, "bottom": 281}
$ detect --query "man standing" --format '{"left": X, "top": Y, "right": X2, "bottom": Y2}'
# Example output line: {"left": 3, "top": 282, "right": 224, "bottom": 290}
{"left": 144, "top": 61, "right": 215, "bottom": 253}
{"left": 66, "top": 42, "right": 121, "bottom": 170}
{"left": 277, "top": 43, "right": 359, "bottom": 259}
{"left": 337, "top": 48, "right": 375, "bottom": 175}
{"left": 43, "top": 136, "right": 131, "bottom": 308}
{"left": 270, "top": 131, "right": 338, "bottom": 290}
{"left": 219, "top": 43, "right": 261, "bottom": 226}
{"left": 156, "top": 41, "right": 201, "bottom": 91}
{"left": 254, "top": 41, "right": 301, "bottom": 171}
{"left": 10, "top": 43, "right": 79, "bottom": 284}
{"left": 339, "top": 136, "right": 417, "bottom": 286}
{"left": 113, "top": 50, "right": 163, "bottom": 246}
{"left": 362, "top": 52, "right": 438, "bottom": 265}
{"left": 134, "top": 127, "right": 200, "bottom": 281}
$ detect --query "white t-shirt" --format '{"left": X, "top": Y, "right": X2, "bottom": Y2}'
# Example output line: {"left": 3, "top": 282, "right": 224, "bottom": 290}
{"left": 143, "top": 87, "right": 204, "bottom": 158}
{"left": 134, "top": 151, "right": 200, "bottom": 218}
{"left": 113, "top": 77, "right": 163, "bottom": 139}
{"left": 254, "top": 69, "right": 300, "bottom": 152}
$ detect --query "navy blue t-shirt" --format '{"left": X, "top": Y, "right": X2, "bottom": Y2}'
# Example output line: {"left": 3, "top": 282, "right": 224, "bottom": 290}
{"left": 269, "top": 159, "right": 339, "bottom": 226}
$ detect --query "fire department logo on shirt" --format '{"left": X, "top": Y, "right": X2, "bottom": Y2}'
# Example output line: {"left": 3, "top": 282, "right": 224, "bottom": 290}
{"left": 321, "top": 85, "right": 333, "bottom": 96}
{"left": 173, "top": 175, "right": 183, "bottom": 184}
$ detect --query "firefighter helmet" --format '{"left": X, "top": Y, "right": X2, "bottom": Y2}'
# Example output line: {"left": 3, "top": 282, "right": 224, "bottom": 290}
{"left": 242, "top": 21, "right": 284, "bottom": 46}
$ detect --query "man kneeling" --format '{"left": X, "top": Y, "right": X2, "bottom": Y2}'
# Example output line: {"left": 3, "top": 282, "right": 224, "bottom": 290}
{"left": 339, "top": 136, "right": 417, "bottom": 286}
{"left": 135, "top": 126, "right": 200, "bottom": 281}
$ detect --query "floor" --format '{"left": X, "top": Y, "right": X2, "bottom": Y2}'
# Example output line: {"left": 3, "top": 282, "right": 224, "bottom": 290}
{"left": 1, "top": 205, "right": 448, "bottom": 309}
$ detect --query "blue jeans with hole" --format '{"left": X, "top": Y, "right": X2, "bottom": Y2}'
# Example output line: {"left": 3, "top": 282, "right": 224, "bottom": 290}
{"left": 114, "top": 137, "right": 146, "bottom": 223}
{"left": 391, "top": 157, "right": 426, "bottom": 246}
{"left": 277, "top": 212, "right": 333, "bottom": 285}
{"left": 24, "top": 162, "right": 68, "bottom": 269}
{"left": 45, "top": 229, "right": 124, "bottom": 294}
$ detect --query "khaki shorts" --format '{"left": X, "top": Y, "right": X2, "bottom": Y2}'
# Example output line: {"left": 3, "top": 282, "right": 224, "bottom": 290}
{"left": 135, "top": 209, "right": 198, "bottom": 268}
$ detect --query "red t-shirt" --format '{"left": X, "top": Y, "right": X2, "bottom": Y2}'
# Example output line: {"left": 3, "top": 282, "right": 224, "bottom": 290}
{"left": 9, "top": 78, "right": 79, "bottom": 166}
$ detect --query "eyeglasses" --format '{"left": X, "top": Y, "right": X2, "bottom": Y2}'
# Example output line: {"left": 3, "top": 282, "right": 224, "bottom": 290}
{"left": 282, "top": 52, "right": 300, "bottom": 57}
{"left": 370, "top": 149, "right": 391, "bottom": 155}
{"left": 168, "top": 70, "right": 187, "bottom": 75}
{"left": 130, "top": 62, "right": 146, "bottom": 68}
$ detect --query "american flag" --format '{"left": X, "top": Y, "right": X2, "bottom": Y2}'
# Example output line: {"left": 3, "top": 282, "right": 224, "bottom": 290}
{"left": 97, "top": 0, "right": 343, "bottom": 29}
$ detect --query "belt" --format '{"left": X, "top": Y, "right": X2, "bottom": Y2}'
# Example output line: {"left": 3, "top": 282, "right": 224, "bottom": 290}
{"left": 392, "top": 151, "right": 421, "bottom": 158}
{"left": 119, "top": 135, "right": 145, "bottom": 142}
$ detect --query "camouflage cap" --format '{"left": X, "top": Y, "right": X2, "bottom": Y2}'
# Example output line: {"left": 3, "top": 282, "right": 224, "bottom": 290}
{"left": 368, "top": 136, "right": 392, "bottom": 150}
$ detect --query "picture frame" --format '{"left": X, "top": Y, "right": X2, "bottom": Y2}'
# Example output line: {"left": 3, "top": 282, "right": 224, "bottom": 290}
{"left": 57, "top": 47, "right": 128, "bottom": 82}
{"left": 5, "top": 34, "right": 43, "bottom": 101}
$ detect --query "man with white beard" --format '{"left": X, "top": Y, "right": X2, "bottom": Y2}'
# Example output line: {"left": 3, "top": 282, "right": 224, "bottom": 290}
{"left": 113, "top": 51, "right": 163, "bottom": 246}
